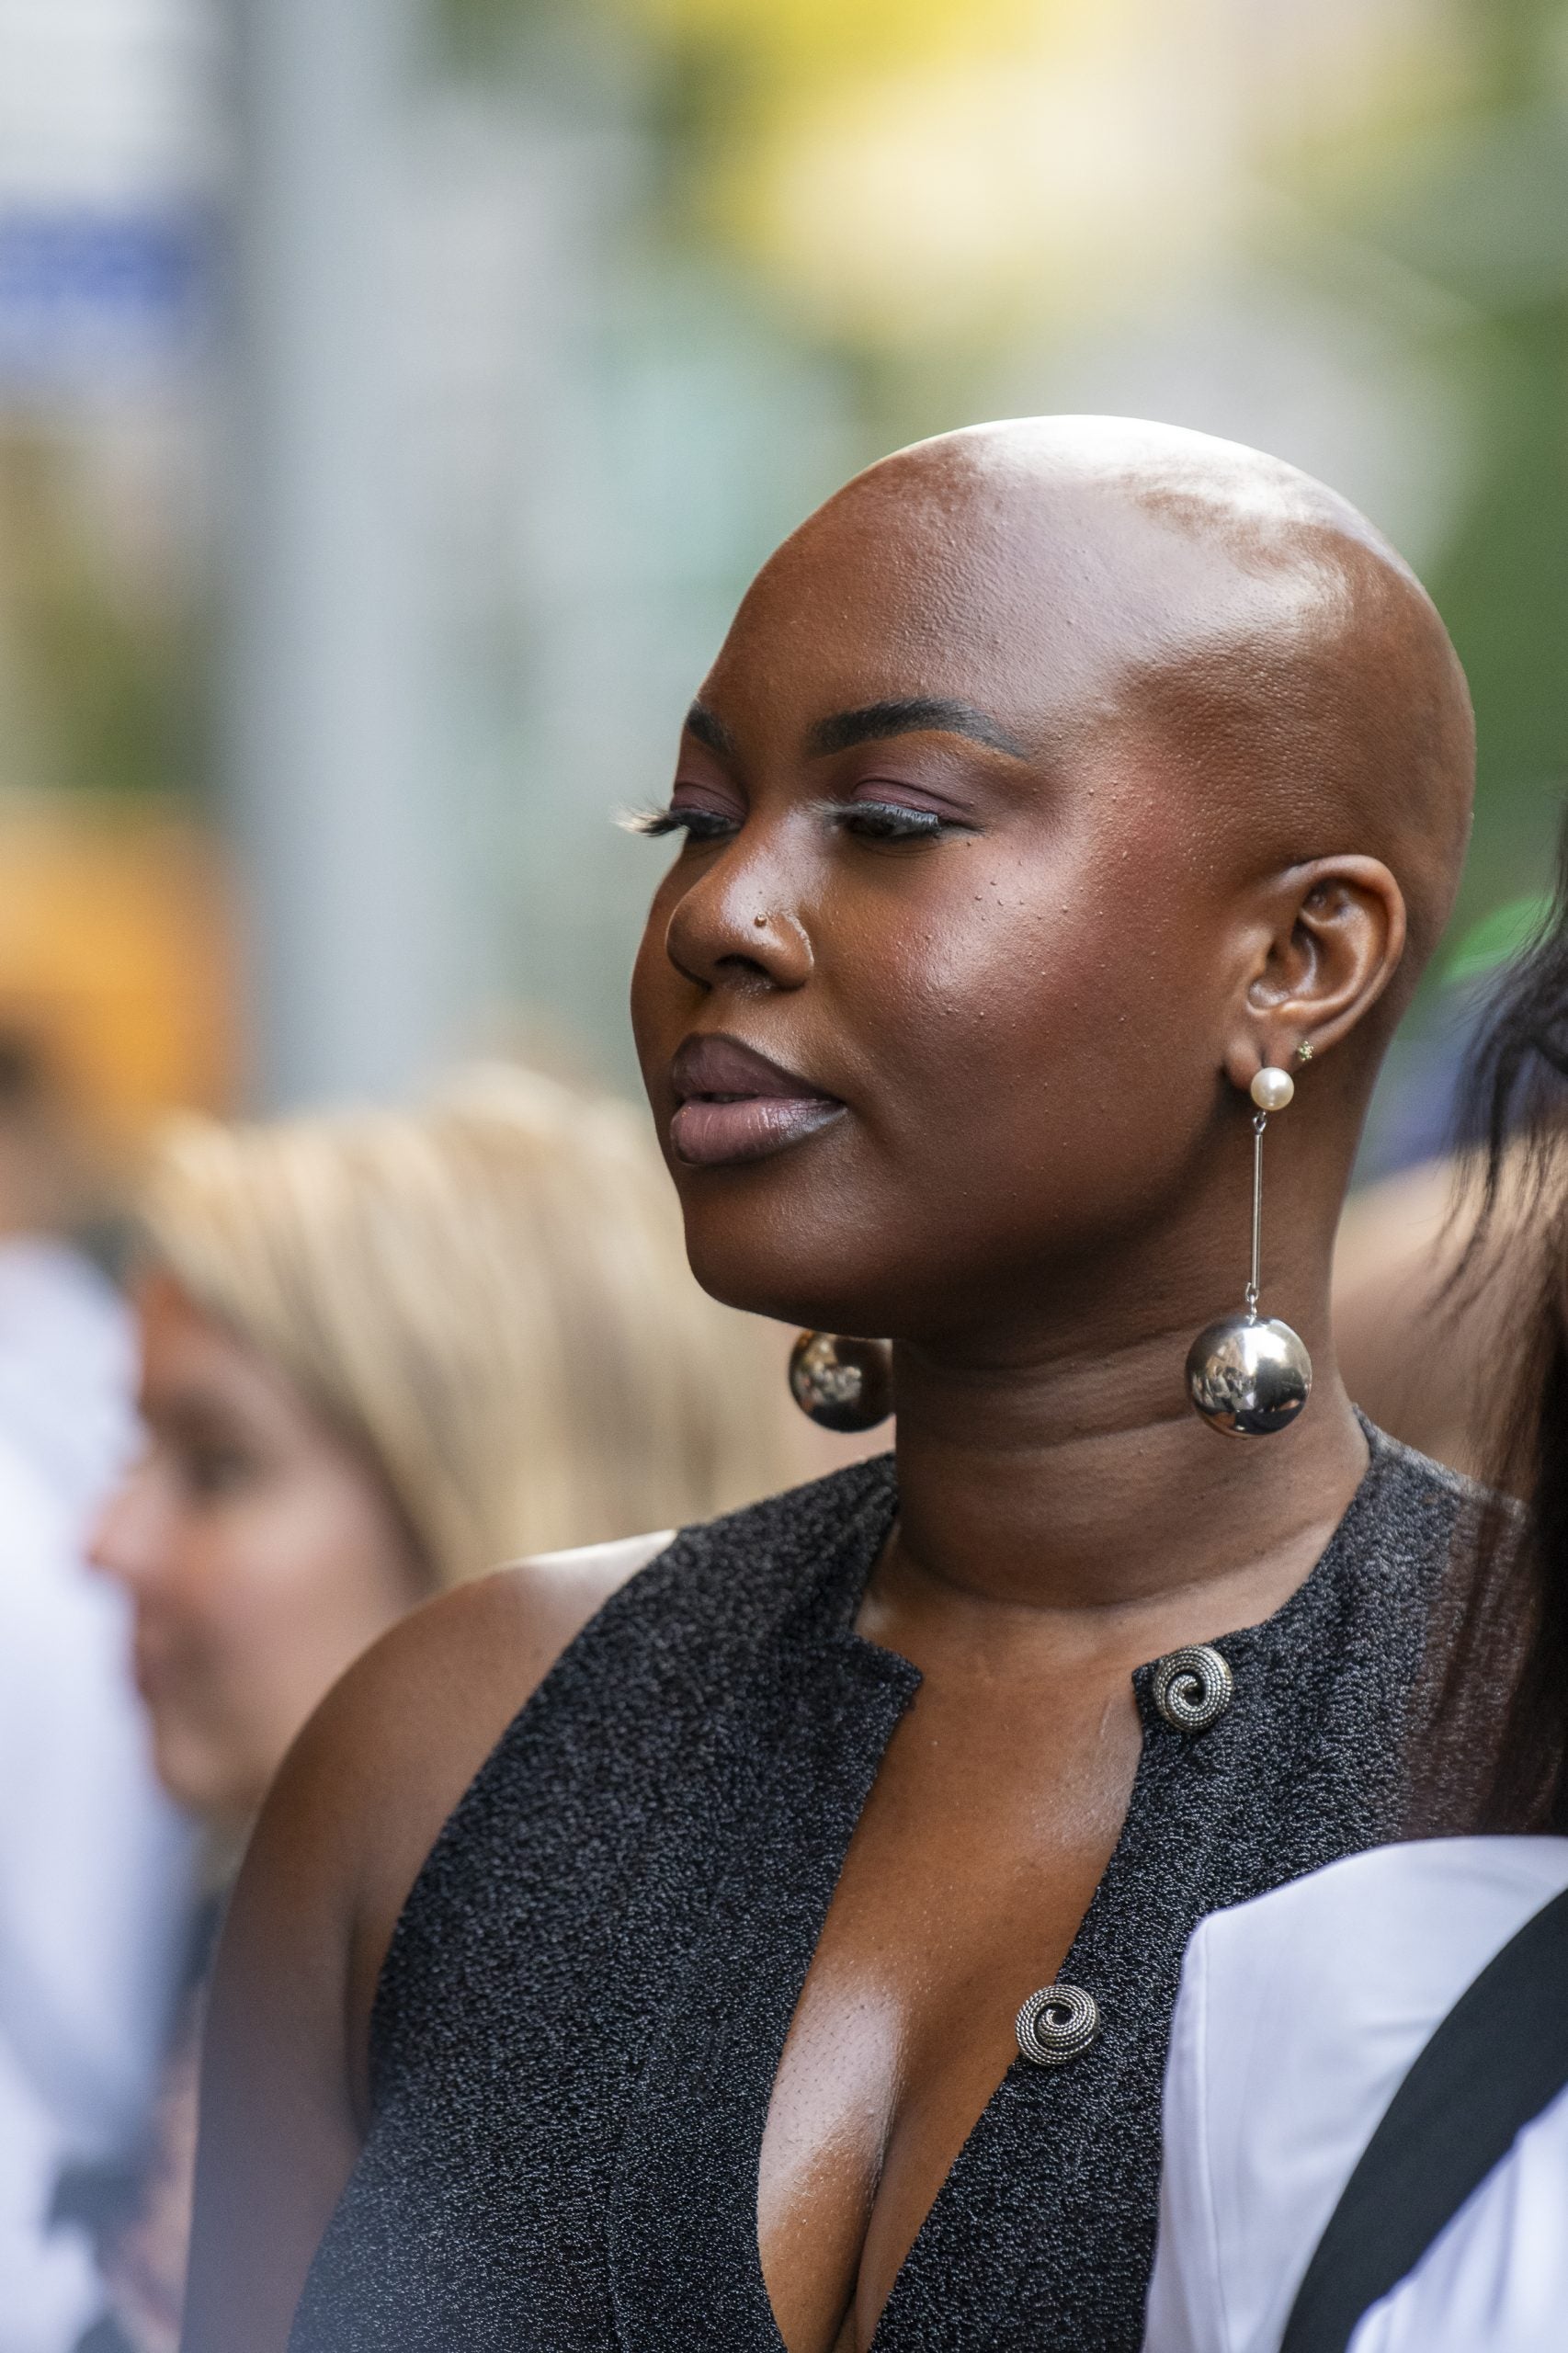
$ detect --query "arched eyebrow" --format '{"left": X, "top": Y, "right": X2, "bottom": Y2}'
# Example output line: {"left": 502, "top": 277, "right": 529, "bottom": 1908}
{"left": 681, "top": 695, "right": 1030, "bottom": 763}
{"left": 683, "top": 701, "right": 738, "bottom": 756}
{"left": 806, "top": 699, "right": 1029, "bottom": 759}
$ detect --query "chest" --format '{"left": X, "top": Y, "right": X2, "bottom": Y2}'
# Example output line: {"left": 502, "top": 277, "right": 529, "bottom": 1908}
{"left": 756, "top": 1662, "right": 1146, "bottom": 2352}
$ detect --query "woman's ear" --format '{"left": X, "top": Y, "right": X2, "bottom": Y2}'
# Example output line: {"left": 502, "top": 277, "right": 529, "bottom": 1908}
{"left": 1224, "top": 855, "right": 1408, "bottom": 1087}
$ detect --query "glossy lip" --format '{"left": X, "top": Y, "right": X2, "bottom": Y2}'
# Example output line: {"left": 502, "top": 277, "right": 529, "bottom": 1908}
{"left": 668, "top": 1033, "right": 846, "bottom": 1167}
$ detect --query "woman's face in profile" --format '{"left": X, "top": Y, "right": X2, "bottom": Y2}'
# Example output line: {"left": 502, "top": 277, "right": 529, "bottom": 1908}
{"left": 91, "top": 1274, "right": 426, "bottom": 1828}
{"left": 631, "top": 474, "right": 1244, "bottom": 1342}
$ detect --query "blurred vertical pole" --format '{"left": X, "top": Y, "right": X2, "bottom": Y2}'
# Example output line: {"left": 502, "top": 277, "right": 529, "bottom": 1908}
{"left": 223, "top": 0, "right": 451, "bottom": 1107}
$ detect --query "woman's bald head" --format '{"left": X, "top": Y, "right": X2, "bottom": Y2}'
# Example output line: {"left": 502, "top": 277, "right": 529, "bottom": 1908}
{"left": 750, "top": 416, "right": 1472, "bottom": 994}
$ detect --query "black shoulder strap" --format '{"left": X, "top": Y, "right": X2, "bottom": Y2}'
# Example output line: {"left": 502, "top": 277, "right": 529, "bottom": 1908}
{"left": 1280, "top": 1878, "right": 1568, "bottom": 2353}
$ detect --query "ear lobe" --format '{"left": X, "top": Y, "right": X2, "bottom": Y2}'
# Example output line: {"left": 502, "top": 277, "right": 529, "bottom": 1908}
{"left": 1228, "top": 855, "right": 1407, "bottom": 1085}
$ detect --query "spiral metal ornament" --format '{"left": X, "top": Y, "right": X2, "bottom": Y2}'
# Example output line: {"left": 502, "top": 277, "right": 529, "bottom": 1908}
{"left": 1151, "top": 1643, "right": 1234, "bottom": 1733}
{"left": 1016, "top": 1983, "right": 1101, "bottom": 2069}
{"left": 788, "top": 1331, "right": 893, "bottom": 1432}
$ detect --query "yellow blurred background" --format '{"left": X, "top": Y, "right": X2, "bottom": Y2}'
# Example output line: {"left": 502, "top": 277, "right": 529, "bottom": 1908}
{"left": 0, "top": 796, "right": 232, "bottom": 1125}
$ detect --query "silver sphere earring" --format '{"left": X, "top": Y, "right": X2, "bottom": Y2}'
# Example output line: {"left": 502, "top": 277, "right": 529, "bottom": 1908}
{"left": 788, "top": 1331, "right": 893, "bottom": 1432}
{"left": 1186, "top": 1064, "right": 1312, "bottom": 1437}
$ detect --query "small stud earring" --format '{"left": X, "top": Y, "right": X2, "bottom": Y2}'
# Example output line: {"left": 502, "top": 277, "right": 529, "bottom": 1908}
{"left": 788, "top": 1331, "right": 893, "bottom": 1431}
{"left": 1295, "top": 1039, "right": 1313, "bottom": 1065}
{"left": 1185, "top": 1066, "right": 1312, "bottom": 1437}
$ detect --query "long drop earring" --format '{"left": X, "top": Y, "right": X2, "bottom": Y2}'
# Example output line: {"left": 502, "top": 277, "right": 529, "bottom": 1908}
{"left": 789, "top": 1331, "right": 893, "bottom": 1432}
{"left": 1186, "top": 1063, "right": 1312, "bottom": 1437}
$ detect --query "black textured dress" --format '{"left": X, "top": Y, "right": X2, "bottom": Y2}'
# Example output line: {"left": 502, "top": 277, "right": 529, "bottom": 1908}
{"left": 290, "top": 1423, "right": 1469, "bottom": 2352}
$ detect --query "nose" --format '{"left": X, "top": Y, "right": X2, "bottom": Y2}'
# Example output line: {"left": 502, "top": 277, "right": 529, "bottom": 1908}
{"left": 88, "top": 1456, "right": 170, "bottom": 1597}
{"left": 663, "top": 843, "right": 814, "bottom": 995}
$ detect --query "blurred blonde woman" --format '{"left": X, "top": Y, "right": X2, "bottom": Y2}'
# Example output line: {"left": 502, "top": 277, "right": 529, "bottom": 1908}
{"left": 80, "top": 1065, "right": 797, "bottom": 2353}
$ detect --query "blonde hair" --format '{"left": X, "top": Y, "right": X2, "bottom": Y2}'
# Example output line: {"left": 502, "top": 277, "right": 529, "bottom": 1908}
{"left": 137, "top": 1066, "right": 800, "bottom": 1586}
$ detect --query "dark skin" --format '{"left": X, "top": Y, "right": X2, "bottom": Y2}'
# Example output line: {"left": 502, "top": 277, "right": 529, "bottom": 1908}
{"left": 181, "top": 420, "right": 1474, "bottom": 2353}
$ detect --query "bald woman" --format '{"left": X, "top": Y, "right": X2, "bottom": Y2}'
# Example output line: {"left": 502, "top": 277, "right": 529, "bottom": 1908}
{"left": 185, "top": 421, "right": 1480, "bottom": 2353}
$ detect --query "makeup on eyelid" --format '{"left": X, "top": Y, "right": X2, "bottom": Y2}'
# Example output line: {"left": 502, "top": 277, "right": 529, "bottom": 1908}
{"left": 644, "top": 771, "right": 983, "bottom": 840}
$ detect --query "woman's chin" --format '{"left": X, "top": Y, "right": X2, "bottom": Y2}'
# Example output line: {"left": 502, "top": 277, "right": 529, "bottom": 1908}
{"left": 676, "top": 1229, "right": 886, "bottom": 1339}
{"left": 152, "top": 1723, "right": 260, "bottom": 1829}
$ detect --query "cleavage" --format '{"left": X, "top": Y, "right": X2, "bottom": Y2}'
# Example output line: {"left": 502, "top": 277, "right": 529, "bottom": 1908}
{"left": 756, "top": 1641, "right": 1142, "bottom": 2353}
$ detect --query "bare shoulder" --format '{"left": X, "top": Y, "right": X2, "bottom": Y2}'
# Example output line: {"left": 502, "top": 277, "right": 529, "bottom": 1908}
{"left": 331, "top": 1526, "right": 675, "bottom": 1799}
{"left": 183, "top": 1532, "right": 668, "bottom": 2353}
{"left": 329, "top": 1529, "right": 676, "bottom": 2087}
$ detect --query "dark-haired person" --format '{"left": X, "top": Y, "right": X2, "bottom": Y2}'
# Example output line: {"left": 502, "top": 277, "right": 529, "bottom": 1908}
{"left": 1144, "top": 835, "right": 1568, "bottom": 2353}
{"left": 183, "top": 419, "right": 1483, "bottom": 2353}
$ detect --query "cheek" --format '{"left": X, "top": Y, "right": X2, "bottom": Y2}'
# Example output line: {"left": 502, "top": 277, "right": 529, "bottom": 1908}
{"left": 213, "top": 1485, "right": 413, "bottom": 1677}
{"left": 845, "top": 851, "right": 1193, "bottom": 1185}
{"left": 153, "top": 1483, "right": 419, "bottom": 1808}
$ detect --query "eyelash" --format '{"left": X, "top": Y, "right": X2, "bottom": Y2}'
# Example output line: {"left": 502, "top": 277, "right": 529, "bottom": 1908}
{"left": 627, "top": 800, "right": 957, "bottom": 846}
{"left": 625, "top": 806, "right": 736, "bottom": 843}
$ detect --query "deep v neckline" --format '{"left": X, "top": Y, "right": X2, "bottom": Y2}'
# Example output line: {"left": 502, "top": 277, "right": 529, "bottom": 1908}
{"left": 752, "top": 1439, "right": 1403, "bottom": 2353}
{"left": 751, "top": 1539, "right": 1148, "bottom": 2353}
{"left": 603, "top": 1429, "right": 1407, "bottom": 2353}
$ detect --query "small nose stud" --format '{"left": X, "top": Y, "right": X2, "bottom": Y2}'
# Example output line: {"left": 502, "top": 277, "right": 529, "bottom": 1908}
{"left": 753, "top": 914, "right": 767, "bottom": 927}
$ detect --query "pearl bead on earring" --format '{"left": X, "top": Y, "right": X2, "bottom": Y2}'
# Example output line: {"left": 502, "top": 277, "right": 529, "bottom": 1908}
{"left": 1250, "top": 1065, "right": 1294, "bottom": 1113}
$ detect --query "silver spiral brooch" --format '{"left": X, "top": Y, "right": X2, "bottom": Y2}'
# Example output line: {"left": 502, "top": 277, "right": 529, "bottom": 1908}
{"left": 1016, "top": 1983, "right": 1100, "bottom": 2069}
{"left": 1151, "top": 1644, "right": 1233, "bottom": 1733}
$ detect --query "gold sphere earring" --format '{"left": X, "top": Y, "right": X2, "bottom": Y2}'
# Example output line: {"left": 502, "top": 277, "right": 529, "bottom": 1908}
{"left": 788, "top": 1332, "right": 893, "bottom": 1432}
{"left": 1185, "top": 1064, "right": 1312, "bottom": 1437}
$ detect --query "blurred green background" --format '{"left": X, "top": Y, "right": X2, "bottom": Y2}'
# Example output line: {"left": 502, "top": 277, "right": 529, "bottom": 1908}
{"left": 0, "top": 0, "right": 1564, "bottom": 1156}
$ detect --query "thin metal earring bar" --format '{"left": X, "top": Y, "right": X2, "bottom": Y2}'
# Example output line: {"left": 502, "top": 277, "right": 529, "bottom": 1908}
{"left": 1244, "top": 1109, "right": 1267, "bottom": 1319}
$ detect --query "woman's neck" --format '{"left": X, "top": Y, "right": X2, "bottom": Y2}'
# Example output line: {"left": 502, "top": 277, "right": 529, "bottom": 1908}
{"left": 886, "top": 1309, "right": 1369, "bottom": 1645}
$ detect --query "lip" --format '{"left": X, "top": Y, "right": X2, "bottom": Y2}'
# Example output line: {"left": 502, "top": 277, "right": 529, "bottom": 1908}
{"left": 669, "top": 1034, "right": 846, "bottom": 1167}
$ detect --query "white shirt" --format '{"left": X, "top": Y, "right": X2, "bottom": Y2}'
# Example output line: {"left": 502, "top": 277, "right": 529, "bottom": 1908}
{"left": 0, "top": 1242, "right": 193, "bottom": 2350}
{"left": 1144, "top": 1837, "right": 1568, "bottom": 2353}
